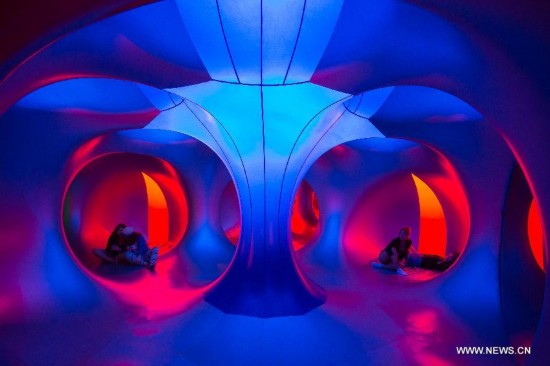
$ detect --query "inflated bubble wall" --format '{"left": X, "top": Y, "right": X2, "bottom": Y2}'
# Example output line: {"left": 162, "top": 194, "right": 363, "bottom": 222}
{"left": 1, "top": 1, "right": 549, "bottom": 365}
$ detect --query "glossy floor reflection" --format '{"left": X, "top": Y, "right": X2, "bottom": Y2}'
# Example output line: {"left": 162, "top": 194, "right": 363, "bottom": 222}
{"left": 0, "top": 251, "right": 517, "bottom": 366}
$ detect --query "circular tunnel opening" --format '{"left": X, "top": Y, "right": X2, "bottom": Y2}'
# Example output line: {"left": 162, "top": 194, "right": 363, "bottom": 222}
{"left": 290, "top": 180, "right": 321, "bottom": 251}
{"left": 219, "top": 182, "right": 241, "bottom": 246}
{"left": 295, "top": 138, "right": 470, "bottom": 282}
{"left": 59, "top": 130, "right": 240, "bottom": 314}
{"left": 220, "top": 180, "right": 320, "bottom": 251}
{"left": 62, "top": 152, "right": 188, "bottom": 277}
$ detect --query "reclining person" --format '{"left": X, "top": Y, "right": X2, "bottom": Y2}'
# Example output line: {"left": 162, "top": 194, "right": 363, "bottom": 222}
{"left": 375, "top": 227, "right": 459, "bottom": 275}
{"left": 105, "top": 223, "right": 127, "bottom": 259}
{"left": 120, "top": 226, "right": 159, "bottom": 269}
{"left": 407, "top": 249, "right": 459, "bottom": 271}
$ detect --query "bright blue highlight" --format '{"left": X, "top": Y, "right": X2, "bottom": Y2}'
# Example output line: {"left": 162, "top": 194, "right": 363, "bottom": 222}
{"left": 345, "top": 87, "right": 394, "bottom": 118}
{"left": 16, "top": 79, "right": 153, "bottom": 112}
{"left": 218, "top": 0, "right": 262, "bottom": 84}
{"left": 175, "top": 0, "right": 238, "bottom": 82}
{"left": 285, "top": 0, "right": 345, "bottom": 83}
{"left": 262, "top": 0, "right": 305, "bottom": 84}
{"left": 373, "top": 86, "right": 483, "bottom": 122}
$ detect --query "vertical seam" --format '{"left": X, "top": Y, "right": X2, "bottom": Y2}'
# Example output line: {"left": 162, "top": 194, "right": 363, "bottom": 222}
{"left": 261, "top": 0, "right": 267, "bottom": 272}
{"left": 283, "top": 0, "right": 308, "bottom": 85}
{"left": 215, "top": 0, "right": 241, "bottom": 83}
{"left": 293, "top": 108, "right": 348, "bottom": 195}
{"left": 182, "top": 99, "right": 253, "bottom": 250}
{"left": 277, "top": 95, "right": 351, "bottom": 252}
{"left": 353, "top": 92, "right": 364, "bottom": 113}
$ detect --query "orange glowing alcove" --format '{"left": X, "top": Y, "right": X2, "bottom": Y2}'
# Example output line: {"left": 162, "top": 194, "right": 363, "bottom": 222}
{"left": 141, "top": 172, "right": 170, "bottom": 250}
{"left": 412, "top": 174, "right": 447, "bottom": 257}
{"left": 64, "top": 153, "right": 189, "bottom": 270}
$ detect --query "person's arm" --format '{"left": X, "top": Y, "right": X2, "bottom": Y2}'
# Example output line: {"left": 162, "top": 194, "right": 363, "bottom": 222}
{"left": 386, "top": 239, "right": 399, "bottom": 253}
{"left": 106, "top": 239, "right": 122, "bottom": 256}
{"left": 398, "top": 247, "right": 409, "bottom": 267}
{"left": 111, "top": 244, "right": 122, "bottom": 252}
{"left": 136, "top": 234, "right": 149, "bottom": 254}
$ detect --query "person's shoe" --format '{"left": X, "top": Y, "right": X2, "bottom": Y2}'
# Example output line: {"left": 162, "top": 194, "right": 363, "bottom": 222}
{"left": 445, "top": 252, "right": 460, "bottom": 263}
{"left": 438, "top": 252, "right": 460, "bottom": 271}
{"left": 396, "top": 267, "right": 409, "bottom": 276}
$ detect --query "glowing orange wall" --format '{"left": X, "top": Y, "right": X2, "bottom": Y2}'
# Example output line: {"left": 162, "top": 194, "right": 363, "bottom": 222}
{"left": 141, "top": 172, "right": 169, "bottom": 249}
{"left": 412, "top": 174, "right": 447, "bottom": 257}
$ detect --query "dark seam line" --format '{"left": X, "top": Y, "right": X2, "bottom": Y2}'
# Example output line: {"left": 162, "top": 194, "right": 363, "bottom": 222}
{"left": 160, "top": 98, "right": 185, "bottom": 112}
{"left": 292, "top": 108, "right": 347, "bottom": 194}
{"left": 261, "top": 86, "right": 267, "bottom": 259}
{"left": 343, "top": 104, "right": 370, "bottom": 120}
{"left": 353, "top": 92, "right": 364, "bottom": 113}
{"left": 283, "top": 0, "right": 307, "bottom": 85}
{"left": 182, "top": 100, "right": 233, "bottom": 170}
{"left": 261, "top": 0, "right": 267, "bottom": 269}
{"left": 276, "top": 95, "right": 351, "bottom": 249}
{"left": 211, "top": 78, "right": 309, "bottom": 87}
{"left": 182, "top": 99, "right": 248, "bottom": 248}
{"left": 168, "top": 92, "right": 176, "bottom": 106}
{"left": 183, "top": 98, "right": 253, "bottom": 249}
{"left": 216, "top": 0, "right": 241, "bottom": 83}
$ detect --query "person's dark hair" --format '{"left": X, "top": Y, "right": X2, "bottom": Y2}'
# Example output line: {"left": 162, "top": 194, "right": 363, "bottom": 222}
{"left": 123, "top": 232, "right": 139, "bottom": 244}
{"left": 107, "top": 223, "right": 126, "bottom": 245}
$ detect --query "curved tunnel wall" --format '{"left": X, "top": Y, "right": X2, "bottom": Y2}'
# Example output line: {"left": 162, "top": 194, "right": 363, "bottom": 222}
{"left": 65, "top": 130, "right": 239, "bottom": 286}
{"left": 1, "top": 0, "right": 550, "bottom": 364}
{"left": 0, "top": 99, "right": 238, "bottom": 317}
{"left": 501, "top": 165, "right": 546, "bottom": 349}
{"left": 220, "top": 179, "right": 321, "bottom": 252}
{"left": 297, "top": 138, "right": 471, "bottom": 273}
{"left": 63, "top": 152, "right": 189, "bottom": 269}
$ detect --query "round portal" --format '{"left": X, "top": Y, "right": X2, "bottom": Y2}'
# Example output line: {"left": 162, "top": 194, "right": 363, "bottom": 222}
{"left": 62, "top": 153, "right": 188, "bottom": 276}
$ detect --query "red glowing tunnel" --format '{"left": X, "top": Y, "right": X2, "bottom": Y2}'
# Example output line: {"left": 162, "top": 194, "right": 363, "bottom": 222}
{"left": 2, "top": 0, "right": 550, "bottom": 364}
{"left": 310, "top": 140, "right": 473, "bottom": 271}
{"left": 220, "top": 180, "right": 320, "bottom": 251}
{"left": 63, "top": 153, "right": 189, "bottom": 270}
{"left": 529, "top": 199, "right": 545, "bottom": 272}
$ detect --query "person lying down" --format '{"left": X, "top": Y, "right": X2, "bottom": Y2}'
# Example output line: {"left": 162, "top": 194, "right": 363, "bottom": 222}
{"left": 98, "top": 223, "right": 159, "bottom": 270}
{"left": 372, "top": 226, "right": 459, "bottom": 276}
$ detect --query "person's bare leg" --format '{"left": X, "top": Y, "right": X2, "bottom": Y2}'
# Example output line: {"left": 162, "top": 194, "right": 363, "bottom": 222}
{"left": 379, "top": 251, "right": 390, "bottom": 264}
{"left": 374, "top": 251, "right": 395, "bottom": 269}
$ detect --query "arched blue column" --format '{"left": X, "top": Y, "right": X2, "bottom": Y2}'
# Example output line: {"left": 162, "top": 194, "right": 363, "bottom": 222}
{"left": 146, "top": 81, "right": 391, "bottom": 316}
{"left": 145, "top": 82, "right": 355, "bottom": 316}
